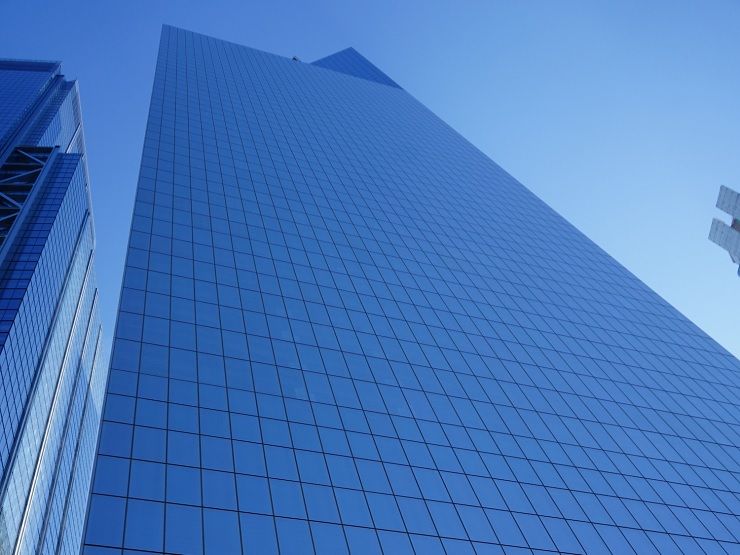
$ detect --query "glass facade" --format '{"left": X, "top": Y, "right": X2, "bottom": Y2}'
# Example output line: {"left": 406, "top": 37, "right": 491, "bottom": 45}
{"left": 0, "top": 60, "right": 106, "bottom": 554}
{"left": 84, "top": 26, "right": 739, "bottom": 554}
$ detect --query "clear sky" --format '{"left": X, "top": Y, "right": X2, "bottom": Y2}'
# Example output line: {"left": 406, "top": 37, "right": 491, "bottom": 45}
{"left": 2, "top": 0, "right": 738, "bottom": 357}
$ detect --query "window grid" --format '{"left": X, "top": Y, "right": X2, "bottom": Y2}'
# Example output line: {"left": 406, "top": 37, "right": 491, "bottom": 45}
{"left": 83, "top": 26, "right": 739, "bottom": 555}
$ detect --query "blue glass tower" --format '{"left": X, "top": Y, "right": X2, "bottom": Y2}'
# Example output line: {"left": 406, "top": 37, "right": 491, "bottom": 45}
{"left": 0, "top": 60, "right": 106, "bottom": 553}
{"left": 83, "top": 26, "right": 739, "bottom": 554}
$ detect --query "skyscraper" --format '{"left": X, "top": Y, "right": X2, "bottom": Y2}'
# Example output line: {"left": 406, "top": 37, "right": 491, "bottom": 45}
{"left": 83, "top": 26, "right": 740, "bottom": 554}
{"left": 0, "top": 60, "right": 106, "bottom": 554}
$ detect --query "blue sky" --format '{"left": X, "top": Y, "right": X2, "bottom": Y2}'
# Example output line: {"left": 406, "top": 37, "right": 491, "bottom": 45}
{"left": 2, "top": 0, "right": 738, "bottom": 356}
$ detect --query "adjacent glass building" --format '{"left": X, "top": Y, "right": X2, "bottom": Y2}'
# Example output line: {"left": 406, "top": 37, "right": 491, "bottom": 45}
{"left": 0, "top": 60, "right": 106, "bottom": 554}
{"left": 83, "top": 26, "right": 740, "bottom": 554}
